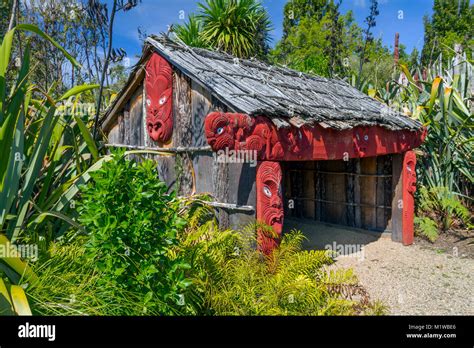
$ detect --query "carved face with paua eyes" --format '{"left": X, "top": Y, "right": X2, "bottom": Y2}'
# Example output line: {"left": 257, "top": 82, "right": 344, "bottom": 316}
{"left": 256, "top": 161, "right": 283, "bottom": 254}
{"left": 204, "top": 112, "right": 238, "bottom": 151}
{"left": 145, "top": 53, "right": 173, "bottom": 143}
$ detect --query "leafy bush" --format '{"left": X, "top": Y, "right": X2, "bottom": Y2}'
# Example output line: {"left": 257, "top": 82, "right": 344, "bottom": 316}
{"left": 77, "top": 151, "right": 193, "bottom": 315}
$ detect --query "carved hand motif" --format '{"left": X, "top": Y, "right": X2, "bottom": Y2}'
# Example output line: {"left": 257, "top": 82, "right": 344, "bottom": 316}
{"left": 145, "top": 54, "right": 173, "bottom": 143}
{"left": 256, "top": 161, "right": 283, "bottom": 254}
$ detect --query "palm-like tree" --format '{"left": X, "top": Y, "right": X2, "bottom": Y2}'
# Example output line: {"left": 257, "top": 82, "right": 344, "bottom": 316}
{"left": 174, "top": 15, "right": 209, "bottom": 49}
{"left": 175, "top": 0, "right": 271, "bottom": 59}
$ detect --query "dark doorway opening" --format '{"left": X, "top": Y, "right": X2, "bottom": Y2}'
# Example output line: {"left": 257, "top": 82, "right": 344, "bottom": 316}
{"left": 282, "top": 156, "right": 394, "bottom": 247}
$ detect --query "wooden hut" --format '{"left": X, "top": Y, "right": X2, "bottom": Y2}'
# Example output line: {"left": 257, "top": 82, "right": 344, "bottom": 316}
{"left": 101, "top": 36, "right": 426, "bottom": 253}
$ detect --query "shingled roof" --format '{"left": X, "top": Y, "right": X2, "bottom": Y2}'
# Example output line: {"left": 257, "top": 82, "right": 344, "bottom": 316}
{"left": 104, "top": 35, "right": 423, "bottom": 132}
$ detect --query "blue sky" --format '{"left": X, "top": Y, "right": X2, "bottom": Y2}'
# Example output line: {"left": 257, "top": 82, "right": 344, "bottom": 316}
{"left": 112, "top": 0, "right": 434, "bottom": 65}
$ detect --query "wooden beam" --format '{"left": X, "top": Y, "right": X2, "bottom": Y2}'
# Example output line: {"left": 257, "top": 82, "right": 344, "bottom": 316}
{"left": 104, "top": 143, "right": 212, "bottom": 153}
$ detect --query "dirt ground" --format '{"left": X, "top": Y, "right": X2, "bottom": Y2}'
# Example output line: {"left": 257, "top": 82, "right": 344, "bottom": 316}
{"left": 416, "top": 228, "right": 474, "bottom": 259}
{"left": 284, "top": 218, "right": 474, "bottom": 315}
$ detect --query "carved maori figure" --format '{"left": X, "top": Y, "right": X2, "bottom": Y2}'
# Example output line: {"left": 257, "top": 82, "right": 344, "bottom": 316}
{"left": 402, "top": 150, "right": 417, "bottom": 245}
{"left": 256, "top": 161, "right": 283, "bottom": 254}
{"left": 204, "top": 112, "right": 426, "bottom": 161}
{"left": 145, "top": 53, "right": 173, "bottom": 143}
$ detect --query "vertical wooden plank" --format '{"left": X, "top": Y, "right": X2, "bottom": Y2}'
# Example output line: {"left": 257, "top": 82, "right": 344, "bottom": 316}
{"left": 173, "top": 70, "right": 194, "bottom": 196}
{"left": 383, "top": 155, "right": 393, "bottom": 231}
{"left": 353, "top": 158, "right": 362, "bottom": 228}
{"left": 107, "top": 124, "right": 119, "bottom": 144}
{"left": 345, "top": 159, "right": 355, "bottom": 227}
{"left": 191, "top": 81, "right": 212, "bottom": 148}
{"left": 376, "top": 156, "right": 386, "bottom": 230}
{"left": 123, "top": 105, "right": 130, "bottom": 146}
{"left": 315, "top": 161, "right": 321, "bottom": 221}
{"left": 391, "top": 153, "right": 403, "bottom": 242}
{"left": 360, "top": 157, "right": 377, "bottom": 229}
{"left": 323, "top": 160, "right": 346, "bottom": 224}
{"left": 211, "top": 96, "right": 230, "bottom": 229}
{"left": 129, "top": 86, "right": 143, "bottom": 147}
{"left": 118, "top": 113, "right": 125, "bottom": 144}
{"left": 303, "top": 162, "right": 315, "bottom": 219}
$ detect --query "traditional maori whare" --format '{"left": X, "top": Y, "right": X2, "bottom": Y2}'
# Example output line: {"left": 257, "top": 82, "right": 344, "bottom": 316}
{"left": 103, "top": 37, "right": 428, "bottom": 256}
{"left": 145, "top": 53, "right": 173, "bottom": 143}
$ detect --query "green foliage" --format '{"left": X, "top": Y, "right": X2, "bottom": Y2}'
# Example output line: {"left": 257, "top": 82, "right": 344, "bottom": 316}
{"left": 0, "top": 25, "right": 101, "bottom": 317}
{"left": 174, "top": 15, "right": 209, "bottom": 49}
{"left": 0, "top": 25, "right": 100, "bottom": 246}
{"left": 175, "top": 0, "right": 271, "bottom": 59}
{"left": 417, "top": 186, "right": 471, "bottom": 233}
{"left": 77, "top": 151, "right": 193, "bottom": 315}
{"left": 27, "top": 238, "right": 168, "bottom": 315}
{"left": 273, "top": 1, "right": 356, "bottom": 78}
{"left": 421, "top": 0, "right": 473, "bottom": 66}
{"left": 179, "top": 216, "right": 384, "bottom": 315}
{"left": 373, "top": 59, "right": 473, "bottom": 223}
{"left": 415, "top": 216, "right": 439, "bottom": 242}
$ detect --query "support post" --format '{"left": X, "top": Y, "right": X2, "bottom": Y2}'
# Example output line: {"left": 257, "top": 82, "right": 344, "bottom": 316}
{"left": 391, "top": 151, "right": 416, "bottom": 245}
{"left": 256, "top": 161, "right": 283, "bottom": 254}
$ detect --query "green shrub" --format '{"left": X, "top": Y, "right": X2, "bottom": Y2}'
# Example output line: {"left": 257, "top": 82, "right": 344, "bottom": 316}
{"left": 77, "top": 151, "right": 193, "bottom": 315}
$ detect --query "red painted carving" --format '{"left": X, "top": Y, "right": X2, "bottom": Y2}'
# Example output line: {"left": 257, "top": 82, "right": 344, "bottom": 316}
{"left": 402, "top": 150, "right": 416, "bottom": 245}
{"left": 145, "top": 53, "right": 173, "bottom": 143}
{"left": 204, "top": 112, "right": 427, "bottom": 161}
{"left": 256, "top": 161, "right": 283, "bottom": 254}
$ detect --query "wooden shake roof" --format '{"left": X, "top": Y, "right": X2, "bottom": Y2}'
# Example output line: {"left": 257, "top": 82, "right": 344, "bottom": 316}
{"left": 103, "top": 35, "right": 423, "bottom": 132}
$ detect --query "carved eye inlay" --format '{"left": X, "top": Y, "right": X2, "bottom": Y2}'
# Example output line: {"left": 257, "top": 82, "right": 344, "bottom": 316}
{"left": 364, "top": 135, "right": 369, "bottom": 141}
{"left": 263, "top": 186, "right": 272, "bottom": 197}
{"left": 159, "top": 96, "right": 167, "bottom": 105}
{"left": 216, "top": 127, "right": 225, "bottom": 135}
{"left": 146, "top": 99, "right": 151, "bottom": 106}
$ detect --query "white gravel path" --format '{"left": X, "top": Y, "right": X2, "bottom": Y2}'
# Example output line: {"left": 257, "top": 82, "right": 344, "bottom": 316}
{"left": 328, "top": 238, "right": 474, "bottom": 315}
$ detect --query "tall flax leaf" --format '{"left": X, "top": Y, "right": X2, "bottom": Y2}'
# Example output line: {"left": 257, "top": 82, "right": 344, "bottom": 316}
{"left": 74, "top": 115, "right": 99, "bottom": 161}
{"left": 9, "top": 285, "right": 32, "bottom": 315}
{"left": 0, "top": 29, "right": 15, "bottom": 118}
{"left": 8, "top": 106, "right": 57, "bottom": 241}
{"left": 0, "top": 234, "right": 38, "bottom": 284}
{"left": 0, "top": 278, "right": 14, "bottom": 315}
{"left": 0, "top": 46, "right": 30, "bottom": 226}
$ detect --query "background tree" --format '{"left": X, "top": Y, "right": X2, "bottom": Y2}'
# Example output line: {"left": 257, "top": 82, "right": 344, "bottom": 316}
{"left": 175, "top": 0, "right": 271, "bottom": 59}
{"left": 356, "top": 0, "right": 379, "bottom": 88}
{"left": 421, "top": 0, "right": 473, "bottom": 66}
{"left": 271, "top": 0, "right": 361, "bottom": 78}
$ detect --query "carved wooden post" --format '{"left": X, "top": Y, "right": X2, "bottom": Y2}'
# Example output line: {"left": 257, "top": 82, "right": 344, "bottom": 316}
{"left": 256, "top": 161, "right": 284, "bottom": 254}
{"left": 402, "top": 150, "right": 416, "bottom": 245}
{"left": 391, "top": 150, "right": 416, "bottom": 245}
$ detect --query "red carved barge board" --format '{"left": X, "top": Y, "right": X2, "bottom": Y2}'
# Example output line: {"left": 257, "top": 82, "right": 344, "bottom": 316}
{"left": 145, "top": 53, "right": 173, "bottom": 144}
{"left": 204, "top": 112, "right": 426, "bottom": 161}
